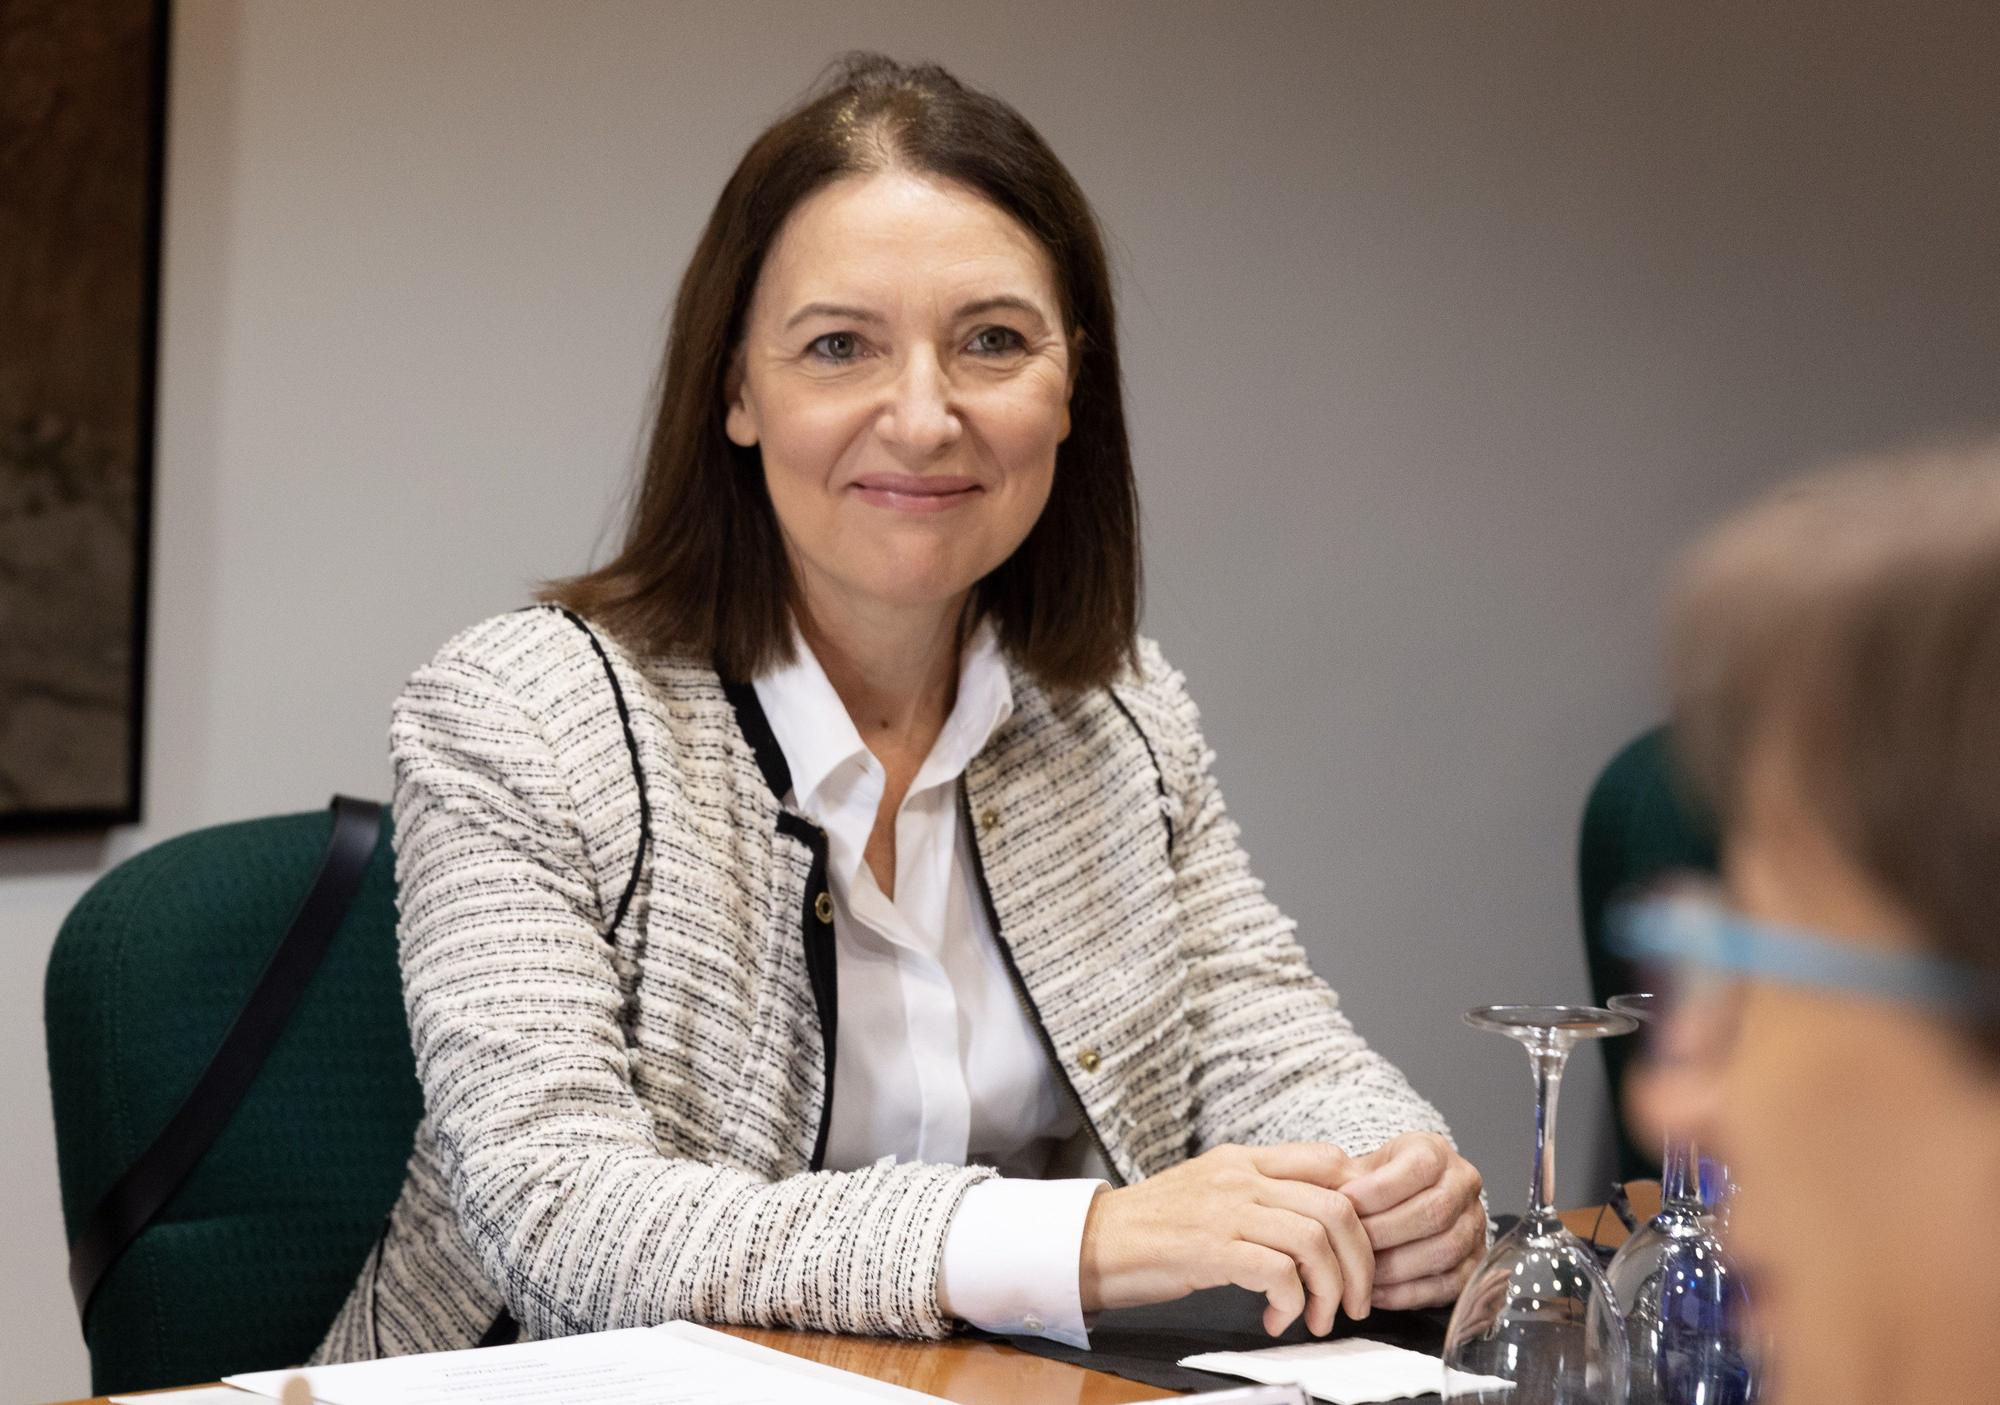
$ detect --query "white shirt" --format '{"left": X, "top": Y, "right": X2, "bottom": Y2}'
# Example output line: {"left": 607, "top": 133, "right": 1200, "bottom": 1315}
{"left": 752, "top": 620, "right": 1104, "bottom": 1347}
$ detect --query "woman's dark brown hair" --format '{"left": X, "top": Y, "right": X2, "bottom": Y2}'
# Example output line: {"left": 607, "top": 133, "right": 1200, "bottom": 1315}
{"left": 1668, "top": 439, "right": 2000, "bottom": 1051}
{"left": 541, "top": 52, "right": 1139, "bottom": 690}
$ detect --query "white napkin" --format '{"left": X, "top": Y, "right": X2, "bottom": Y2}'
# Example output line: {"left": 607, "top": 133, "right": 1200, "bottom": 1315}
{"left": 1180, "top": 1335, "right": 1506, "bottom": 1404}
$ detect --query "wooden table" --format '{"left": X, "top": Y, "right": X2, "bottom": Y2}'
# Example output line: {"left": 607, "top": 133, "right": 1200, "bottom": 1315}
{"left": 47, "top": 1323, "right": 1175, "bottom": 1404}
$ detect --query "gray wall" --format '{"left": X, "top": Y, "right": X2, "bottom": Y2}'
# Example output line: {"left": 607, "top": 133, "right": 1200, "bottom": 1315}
{"left": 6, "top": 2, "right": 1997, "bottom": 1395}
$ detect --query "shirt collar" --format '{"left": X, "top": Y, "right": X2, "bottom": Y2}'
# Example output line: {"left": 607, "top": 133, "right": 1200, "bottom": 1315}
{"left": 750, "top": 616, "right": 1014, "bottom": 814}
{"left": 917, "top": 618, "right": 1014, "bottom": 795}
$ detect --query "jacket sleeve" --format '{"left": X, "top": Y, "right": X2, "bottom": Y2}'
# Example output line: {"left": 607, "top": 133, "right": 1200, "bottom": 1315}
{"left": 390, "top": 636, "right": 991, "bottom": 1341}
{"left": 1127, "top": 643, "right": 1456, "bottom": 1159}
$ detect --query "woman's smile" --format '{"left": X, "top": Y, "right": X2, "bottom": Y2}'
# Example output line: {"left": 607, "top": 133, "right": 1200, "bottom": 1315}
{"left": 849, "top": 472, "right": 985, "bottom": 513}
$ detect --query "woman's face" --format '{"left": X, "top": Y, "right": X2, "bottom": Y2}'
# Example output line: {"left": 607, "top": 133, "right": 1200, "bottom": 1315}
{"left": 1635, "top": 744, "right": 2000, "bottom": 1404}
{"left": 725, "top": 170, "right": 1075, "bottom": 628}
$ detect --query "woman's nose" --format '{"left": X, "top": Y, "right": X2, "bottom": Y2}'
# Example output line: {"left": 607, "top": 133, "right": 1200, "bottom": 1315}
{"left": 876, "top": 351, "right": 962, "bottom": 456}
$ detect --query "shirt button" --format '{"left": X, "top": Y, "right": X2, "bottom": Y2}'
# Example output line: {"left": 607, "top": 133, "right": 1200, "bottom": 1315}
{"left": 814, "top": 891, "right": 834, "bottom": 924}
{"left": 1021, "top": 1312, "right": 1045, "bottom": 1334}
{"left": 1076, "top": 1047, "right": 1102, "bottom": 1074}
{"left": 978, "top": 806, "right": 1000, "bottom": 831}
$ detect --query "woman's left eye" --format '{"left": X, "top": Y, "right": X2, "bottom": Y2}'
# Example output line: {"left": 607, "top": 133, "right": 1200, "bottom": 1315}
{"left": 807, "top": 331, "right": 863, "bottom": 362}
{"left": 967, "top": 326, "right": 1027, "bottom": 356}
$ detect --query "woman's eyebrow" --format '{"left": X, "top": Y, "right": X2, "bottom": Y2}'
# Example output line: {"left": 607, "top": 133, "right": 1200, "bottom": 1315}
{"left": 951, "top": 294, "right": 1048, "bottom": 323}
{"left": 780, "top": 296, "right": 1056, "bottom": 332}
{"left": 783, "top": 301, "right": 883, "bottom": 330}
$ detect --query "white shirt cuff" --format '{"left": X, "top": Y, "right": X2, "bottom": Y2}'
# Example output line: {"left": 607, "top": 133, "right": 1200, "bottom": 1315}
{"left": 937, "top": 1177, "right": 1104, "bottom": 1349}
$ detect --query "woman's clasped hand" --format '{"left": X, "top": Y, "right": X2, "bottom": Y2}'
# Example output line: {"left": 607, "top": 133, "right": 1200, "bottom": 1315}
{"left": 1078, "top": 1133, "right": 1484, "bottom": 1336}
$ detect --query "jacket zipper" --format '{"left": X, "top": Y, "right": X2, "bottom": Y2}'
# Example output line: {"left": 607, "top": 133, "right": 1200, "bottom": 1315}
{"left": 957, "top": 783, "right": 1126, "bottom": 1188}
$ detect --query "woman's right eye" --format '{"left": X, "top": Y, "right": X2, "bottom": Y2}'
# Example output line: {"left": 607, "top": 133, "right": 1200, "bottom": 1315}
{"left": 807, "top": 332, "right": 862, "bottom": 362}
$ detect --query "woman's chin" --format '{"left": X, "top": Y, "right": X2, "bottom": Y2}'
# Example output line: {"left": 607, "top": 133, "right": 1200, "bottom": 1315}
{"left": 871, "top": 578, "right": 985, "bottom": 614}
{"left": 823, "top": 554, "right": 1001, "bottom": 616}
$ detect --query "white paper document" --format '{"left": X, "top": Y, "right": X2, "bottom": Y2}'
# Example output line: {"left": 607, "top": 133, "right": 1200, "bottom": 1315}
{"left": 111, "top": 1390, "right": 262, "bottom": 1404}
{"left": 1181, "top": 1335, "right": 1511, "bottom": 1404}
{"left": 225, "top": 1320, "right": 943, "bottom": 1405}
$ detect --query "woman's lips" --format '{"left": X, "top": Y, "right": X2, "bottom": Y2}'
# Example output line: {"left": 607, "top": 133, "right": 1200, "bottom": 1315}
{"left": 849, "top": 475, "right": 983, "bottom": 514}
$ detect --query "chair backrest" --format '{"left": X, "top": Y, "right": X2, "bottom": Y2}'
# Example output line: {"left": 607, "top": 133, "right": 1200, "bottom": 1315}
{"left": 1578, "top": 728, "right": 1720, "bottom": 1181}
{"left": 45, "top": 806, "right": 420, "bottom": 1395}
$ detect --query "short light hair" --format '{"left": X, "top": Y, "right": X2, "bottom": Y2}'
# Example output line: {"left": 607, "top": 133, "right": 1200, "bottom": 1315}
{"left": 1667, "top": 439, "right": 2000, "bottom": 1053}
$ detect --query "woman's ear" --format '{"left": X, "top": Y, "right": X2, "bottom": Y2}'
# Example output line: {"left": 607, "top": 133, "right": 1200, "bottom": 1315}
{"left": 724, "top": 349, "right": 759, "bottom": 448}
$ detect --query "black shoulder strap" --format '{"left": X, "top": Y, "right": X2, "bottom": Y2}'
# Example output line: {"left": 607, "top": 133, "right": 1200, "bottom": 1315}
{"left": 67, "top": 794, "right": 384, "bottom": 1323}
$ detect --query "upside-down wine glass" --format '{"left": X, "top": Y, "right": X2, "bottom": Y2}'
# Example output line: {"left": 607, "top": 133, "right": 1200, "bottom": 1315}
{"left": 1442, "top": 1004, "right": 1638, "bottom": 1404}
{"left": 1593, "top": 992, "right": 1759, "bottom": 1405}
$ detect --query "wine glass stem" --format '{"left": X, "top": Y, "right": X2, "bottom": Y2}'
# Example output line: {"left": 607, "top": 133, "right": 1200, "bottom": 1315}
{"left": 1527, "top": 1044, "right": 1569, "bottom": 1219}
{"left": 1661, "top": 1133, "right": 1698, "bottom": 1207}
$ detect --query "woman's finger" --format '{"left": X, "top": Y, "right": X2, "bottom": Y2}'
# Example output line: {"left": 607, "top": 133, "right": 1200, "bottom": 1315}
{"left": 1370, "top": 1255, "right": 1479, "bottom": 1311}
{"left": 1241, "top": 1205, "right": 1344, "bottom": 1335}
{"left": 1372, "top": 1204, "right": 1486, "bottom": 1285}
{"left": 1225, "top": 1239, "right": 1307, "bottom": 1337}
{"left": 1253, "top": 1177, "right": 1373, "bottom": 1320}
{"left": 1337, "top": 1133, "right": 1452, "bottom": 1216}
{"left": 1358, "top": 1160, "right": 1483, "bottom": 1251}
{"left": 1244, "top": 1141, "right": 1356, "bottom": 1190}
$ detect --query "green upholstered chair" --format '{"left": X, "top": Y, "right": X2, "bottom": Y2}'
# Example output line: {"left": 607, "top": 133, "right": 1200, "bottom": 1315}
{"left": 44, "top": 804, "right": 420, "bottom": 1395}
{"left": 1578, "top": 728, "right": 1721, "bottom": 1182}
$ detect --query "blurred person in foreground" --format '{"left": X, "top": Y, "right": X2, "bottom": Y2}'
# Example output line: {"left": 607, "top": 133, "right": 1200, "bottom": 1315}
{"left": 1622, "top": 441, "right": 2000, "bottom": 1405}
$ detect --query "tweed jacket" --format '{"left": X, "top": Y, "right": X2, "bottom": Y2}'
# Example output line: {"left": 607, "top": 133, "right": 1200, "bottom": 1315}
{"left": 312, "top": 604, "right": 1453, "bottom": 1362}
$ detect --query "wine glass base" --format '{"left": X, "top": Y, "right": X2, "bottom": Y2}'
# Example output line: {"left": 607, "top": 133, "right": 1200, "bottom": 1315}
{"left": 1466, "top": 1004, "right": 1640, "bottom": 1040}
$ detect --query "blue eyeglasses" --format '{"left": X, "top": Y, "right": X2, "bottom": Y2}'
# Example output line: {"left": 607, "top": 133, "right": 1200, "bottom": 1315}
{"left": 1608, "top": 881, "right": 1992, "bottom": 1019}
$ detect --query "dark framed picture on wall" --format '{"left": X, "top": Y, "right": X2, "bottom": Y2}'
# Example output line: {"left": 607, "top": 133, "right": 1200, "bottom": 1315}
{"left": 0, "top": 0, "right": 167, "bottom": 831}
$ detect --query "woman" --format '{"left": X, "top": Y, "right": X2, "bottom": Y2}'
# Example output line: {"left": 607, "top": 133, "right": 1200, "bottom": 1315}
{"left": 314, "top": 53, "right": 1484, "bottom": 1362}
{"left": 1623, "top": 443, "right": 2000, "bottom": 1403}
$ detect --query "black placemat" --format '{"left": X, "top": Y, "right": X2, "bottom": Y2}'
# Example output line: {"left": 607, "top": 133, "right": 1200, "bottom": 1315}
{"left": 976, "top": 1286, "right": 1451, "bottom": 1400}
